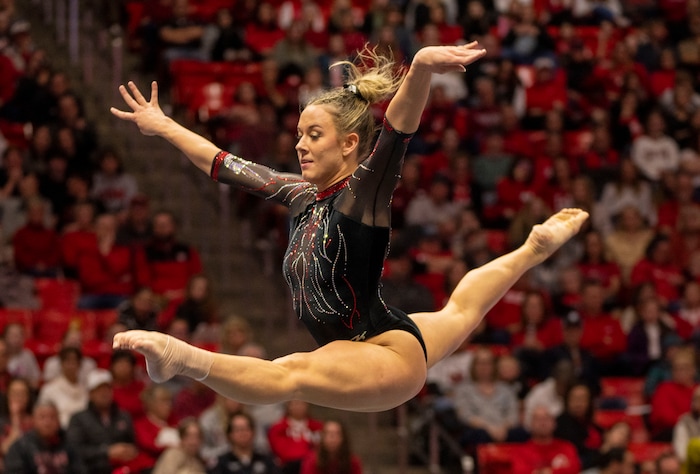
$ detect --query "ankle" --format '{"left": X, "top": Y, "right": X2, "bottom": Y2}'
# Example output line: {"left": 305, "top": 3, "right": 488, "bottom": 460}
{"left": 171, "top": 338, "right": 213, "bottom": 381}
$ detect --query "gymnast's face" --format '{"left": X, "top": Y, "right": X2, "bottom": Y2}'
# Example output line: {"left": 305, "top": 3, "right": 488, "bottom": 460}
{"left": 296, "top": 105, "right": 358, "bottom": 191}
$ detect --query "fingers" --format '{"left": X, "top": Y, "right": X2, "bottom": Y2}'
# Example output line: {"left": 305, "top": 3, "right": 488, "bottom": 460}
{"left": 150, "top": 81, "right": 159, "bottom": 108}
{"left": 118, "top": 84, "right": 140, "bottom": 110}
{"left": 110, "top": 107, "right": 134, "bottom": 121}
{"left": 128, "top": 81, "right": 148, "bottom": 106}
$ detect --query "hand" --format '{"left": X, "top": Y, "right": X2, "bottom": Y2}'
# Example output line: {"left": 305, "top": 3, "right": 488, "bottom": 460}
{"left": 486, "top": 425, "right": 507, "bottom": 442}
{"left": 108, "top": 443, "right": 138, "bottom": 462}
{"left": 110, "top": 81, "right": 168, "bottom": 136}
{"left": 411, "top": 42, "right": 486, "bottom": 74}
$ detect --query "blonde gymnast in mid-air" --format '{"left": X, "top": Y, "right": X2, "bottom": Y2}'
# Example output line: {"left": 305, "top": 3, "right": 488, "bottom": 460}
{"left": 111, "top": 42, "right": 588, "bottom": 412}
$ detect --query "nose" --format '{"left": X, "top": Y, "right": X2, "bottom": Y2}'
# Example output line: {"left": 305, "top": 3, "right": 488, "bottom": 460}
{"left": 295, "top": 137, "right": 307, "bottom": 154}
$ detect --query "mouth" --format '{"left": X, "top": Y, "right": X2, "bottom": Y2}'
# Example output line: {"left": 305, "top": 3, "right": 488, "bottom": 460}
{"left": 300, "top": 159, "right": 312, "bottom": 170}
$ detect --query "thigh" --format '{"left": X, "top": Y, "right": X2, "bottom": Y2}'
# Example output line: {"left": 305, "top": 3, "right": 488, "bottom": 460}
{"left": 410, "top": 305, "right": 479, "bottom": 368}
{"left": 275, "top": 330, "right": 427, "bottom": 412}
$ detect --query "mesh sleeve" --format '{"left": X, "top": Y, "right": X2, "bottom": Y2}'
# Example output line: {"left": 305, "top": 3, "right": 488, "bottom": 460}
{"left": 210, "top": 151, "right": 315, "bottom": 211}
{"left": 335, "top": 118, "right": 414, "bottom": 227}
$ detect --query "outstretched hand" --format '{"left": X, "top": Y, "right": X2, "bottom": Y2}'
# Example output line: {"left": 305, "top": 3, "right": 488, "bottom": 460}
{"left": 110, "top": 81, "right": 167, "bottom": 136}
{"left": 411, "top": 42, "right": 487, "bottom": 74}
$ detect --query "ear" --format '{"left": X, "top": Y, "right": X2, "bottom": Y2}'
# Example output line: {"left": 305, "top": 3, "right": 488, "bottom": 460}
{"left": 341, "top": 132, "right": 360, "bottom": 159}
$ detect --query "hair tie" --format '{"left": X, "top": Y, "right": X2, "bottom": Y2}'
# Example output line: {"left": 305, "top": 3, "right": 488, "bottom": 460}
{"left": 343, "top": 83, "right": 366, "bottom": 101}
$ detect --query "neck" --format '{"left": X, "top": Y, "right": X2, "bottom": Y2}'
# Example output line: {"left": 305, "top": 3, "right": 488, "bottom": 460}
{"left": 232, "top": 446, "right": 253, "bottom": 458}
{"left": 316, "top": 176, "right": 350, "bottom": 200}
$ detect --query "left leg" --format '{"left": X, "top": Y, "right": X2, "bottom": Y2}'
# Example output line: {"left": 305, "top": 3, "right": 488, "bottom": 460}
{"left": 113, "top": 329, "right": 426, "bottom": 412}
{"left": 411, "top": 209, "right": 588, "bottom": 367}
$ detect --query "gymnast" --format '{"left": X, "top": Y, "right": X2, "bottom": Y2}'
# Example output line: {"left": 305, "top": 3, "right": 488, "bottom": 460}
{"left": 110, "top": 43, "right": 588, "bottom": 412}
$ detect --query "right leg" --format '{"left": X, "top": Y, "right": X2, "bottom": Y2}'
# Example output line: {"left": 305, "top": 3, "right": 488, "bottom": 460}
{"left": 113, "top": 328, "right": 427, "bottom": 412}
{"left": 411, "top": 209, "right": 589, "bottom": 367}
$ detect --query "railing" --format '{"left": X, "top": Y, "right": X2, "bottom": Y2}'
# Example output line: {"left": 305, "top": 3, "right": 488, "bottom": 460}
{"left": 400, "top": 401, "right": 476, "bottom": 474}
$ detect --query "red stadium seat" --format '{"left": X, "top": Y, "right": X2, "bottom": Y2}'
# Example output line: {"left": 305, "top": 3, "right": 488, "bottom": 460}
{"left": 0, "top": 308, "right": 34, "bottom": 338}
{"left": 627, "top": 443, "right": 673, "bottom": 464}
{"left": 82, "top": 339, "right": 113, "bottom": 369}
{"left": 33, "top": 308, "right": 73, "bottom": 345}
{"left": 34, "top": 278, "right": 80, "bottom": 312}
{"left": 600, "top": 377, "right": 646, "bottom": 407}
{"left": 0, "top": 120, "right": 29, "bottom": 149}
{"left": 169, "top": 60, "right": 265, "bottom": 115}
{"left": 93, "top": 309, "right": 119, "bottom": 340}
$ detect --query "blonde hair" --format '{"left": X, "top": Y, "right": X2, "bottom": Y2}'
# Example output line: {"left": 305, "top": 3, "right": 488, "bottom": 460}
{"left": 305, "top": 45, "right": 404, "bottom": 160}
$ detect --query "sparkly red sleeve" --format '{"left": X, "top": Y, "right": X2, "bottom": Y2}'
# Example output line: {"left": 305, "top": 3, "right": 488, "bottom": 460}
{"left": 208, "top": 150, "right": 314, "bottom": 209}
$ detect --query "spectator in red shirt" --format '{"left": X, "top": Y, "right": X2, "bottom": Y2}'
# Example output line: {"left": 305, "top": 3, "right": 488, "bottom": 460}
{"left": 511, "top": 291, "right": 563, "bottom": 380}
{"left": 268, "top": 400, "right": 323, "bottom": 474}
{"left": 650, "top": 347, "right": 699, "bottom": 441}
{"left": 524, "top": 57, "right": 567, "bottom": 129}
{"left": 579, "top": 280, "right": 627, "bottom": 372}
{"left": 577, "top": 230, "right": 622, "bottom": 303}
{"left": 591, "top": 42, "right": 649, "bottom": 107}
{"left": 656, "top": 172, "right": 699, "bottom": 236}
{"left": 630, "top": 234, "right": 685, "bottom": 307}
{"left": 244, "top": 2, "right": 285, "bottom": 58}
{"left": 501, "top": 104, "right": 531, "bottom": 158}
{"left": 579, "top": 125, "right": 620, "bottom": 185}
{"left": 12, "top": 197, "right": 61, "bottom": 277}
{"left": 673, "top": 280, "right": 700, "bottom": 341}
{"left": 133, "top": 384, "right": 179, "bottom": 470}
{"left": 485, "top": 275, "right": 531, "bottom": 342}
{"left": 669, "top": 205, "right": 700, "bottom": 268}
{"left": 487, "top": 158, "right": 539, "bottom": 227}
{"left": 512, "top": 405, "right": 581, "bottom": 474}
{"left": 77, "top": 212, "right": 135, "bottom": 309}
{"left": 134, "top": 211, "right": 202, "bottom": 301}
{"left": 110, "top": 350, "right": 146, "bottom": 421}
{"left": 300, "top": 420, "right": 362, "bottom": 474}
{"left": 60, "top": 200, "right": 96, "bottom": 278}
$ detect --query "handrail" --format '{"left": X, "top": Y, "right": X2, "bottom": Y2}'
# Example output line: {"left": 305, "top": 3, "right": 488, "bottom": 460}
{"left": 403, "top": 403, "right": 475, "bottom": 474}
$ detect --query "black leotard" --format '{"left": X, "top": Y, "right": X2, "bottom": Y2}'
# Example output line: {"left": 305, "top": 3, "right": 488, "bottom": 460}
{"left": 211, "top": 118, "right": 427, "bottom": 359}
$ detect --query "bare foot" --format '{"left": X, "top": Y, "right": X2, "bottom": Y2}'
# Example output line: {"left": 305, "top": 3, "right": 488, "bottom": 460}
{"left": 525, "top": 208, "right": 589, "bottom": 263}
{"left": 113, "top": 330, "right": 182, "bottom": 382}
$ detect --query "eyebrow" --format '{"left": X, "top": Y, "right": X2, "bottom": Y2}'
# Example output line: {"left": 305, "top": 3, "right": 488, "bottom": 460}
{"left": 298, "top": 124, "right": 323, "bottom": 132}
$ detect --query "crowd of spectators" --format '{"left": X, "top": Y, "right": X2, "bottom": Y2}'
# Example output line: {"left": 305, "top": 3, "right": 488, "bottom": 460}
{"left": 5, "top": 0, "right": 700, "bottom": 471}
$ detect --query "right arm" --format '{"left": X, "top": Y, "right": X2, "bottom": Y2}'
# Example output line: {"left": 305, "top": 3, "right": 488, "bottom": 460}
{"left": 110, "top": 82, "right": 217, "bottom": 174}
{"left": 110, "top": 82, "right": 313, "bottom": 205}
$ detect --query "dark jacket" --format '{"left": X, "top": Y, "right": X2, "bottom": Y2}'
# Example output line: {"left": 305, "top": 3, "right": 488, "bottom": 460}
{"left": 547, "top": 344, "right": 601, "bottom": 396}
{"left": 66, "top": 402, "right": 135, "bottom": 474}
{"left": 211, "top": 451, "right": 281, "bottom": 474}
{"left": 626, "top": 322, "right": 672, "bottom": 376}
{"left": 554, "top": 412, "right": 603, "bottom": 470}
{"left": 4, "top": 429, "right": 87, "bottom": 474}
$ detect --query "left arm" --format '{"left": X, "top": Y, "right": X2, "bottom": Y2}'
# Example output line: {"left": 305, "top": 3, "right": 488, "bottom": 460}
{"left": 385, "top": 43, "right": 486, "bottom": 134}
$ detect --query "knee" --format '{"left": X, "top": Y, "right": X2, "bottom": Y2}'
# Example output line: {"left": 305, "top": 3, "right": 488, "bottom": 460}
{"left": 272, "top": 353, "right": 310, "bottom": 399}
